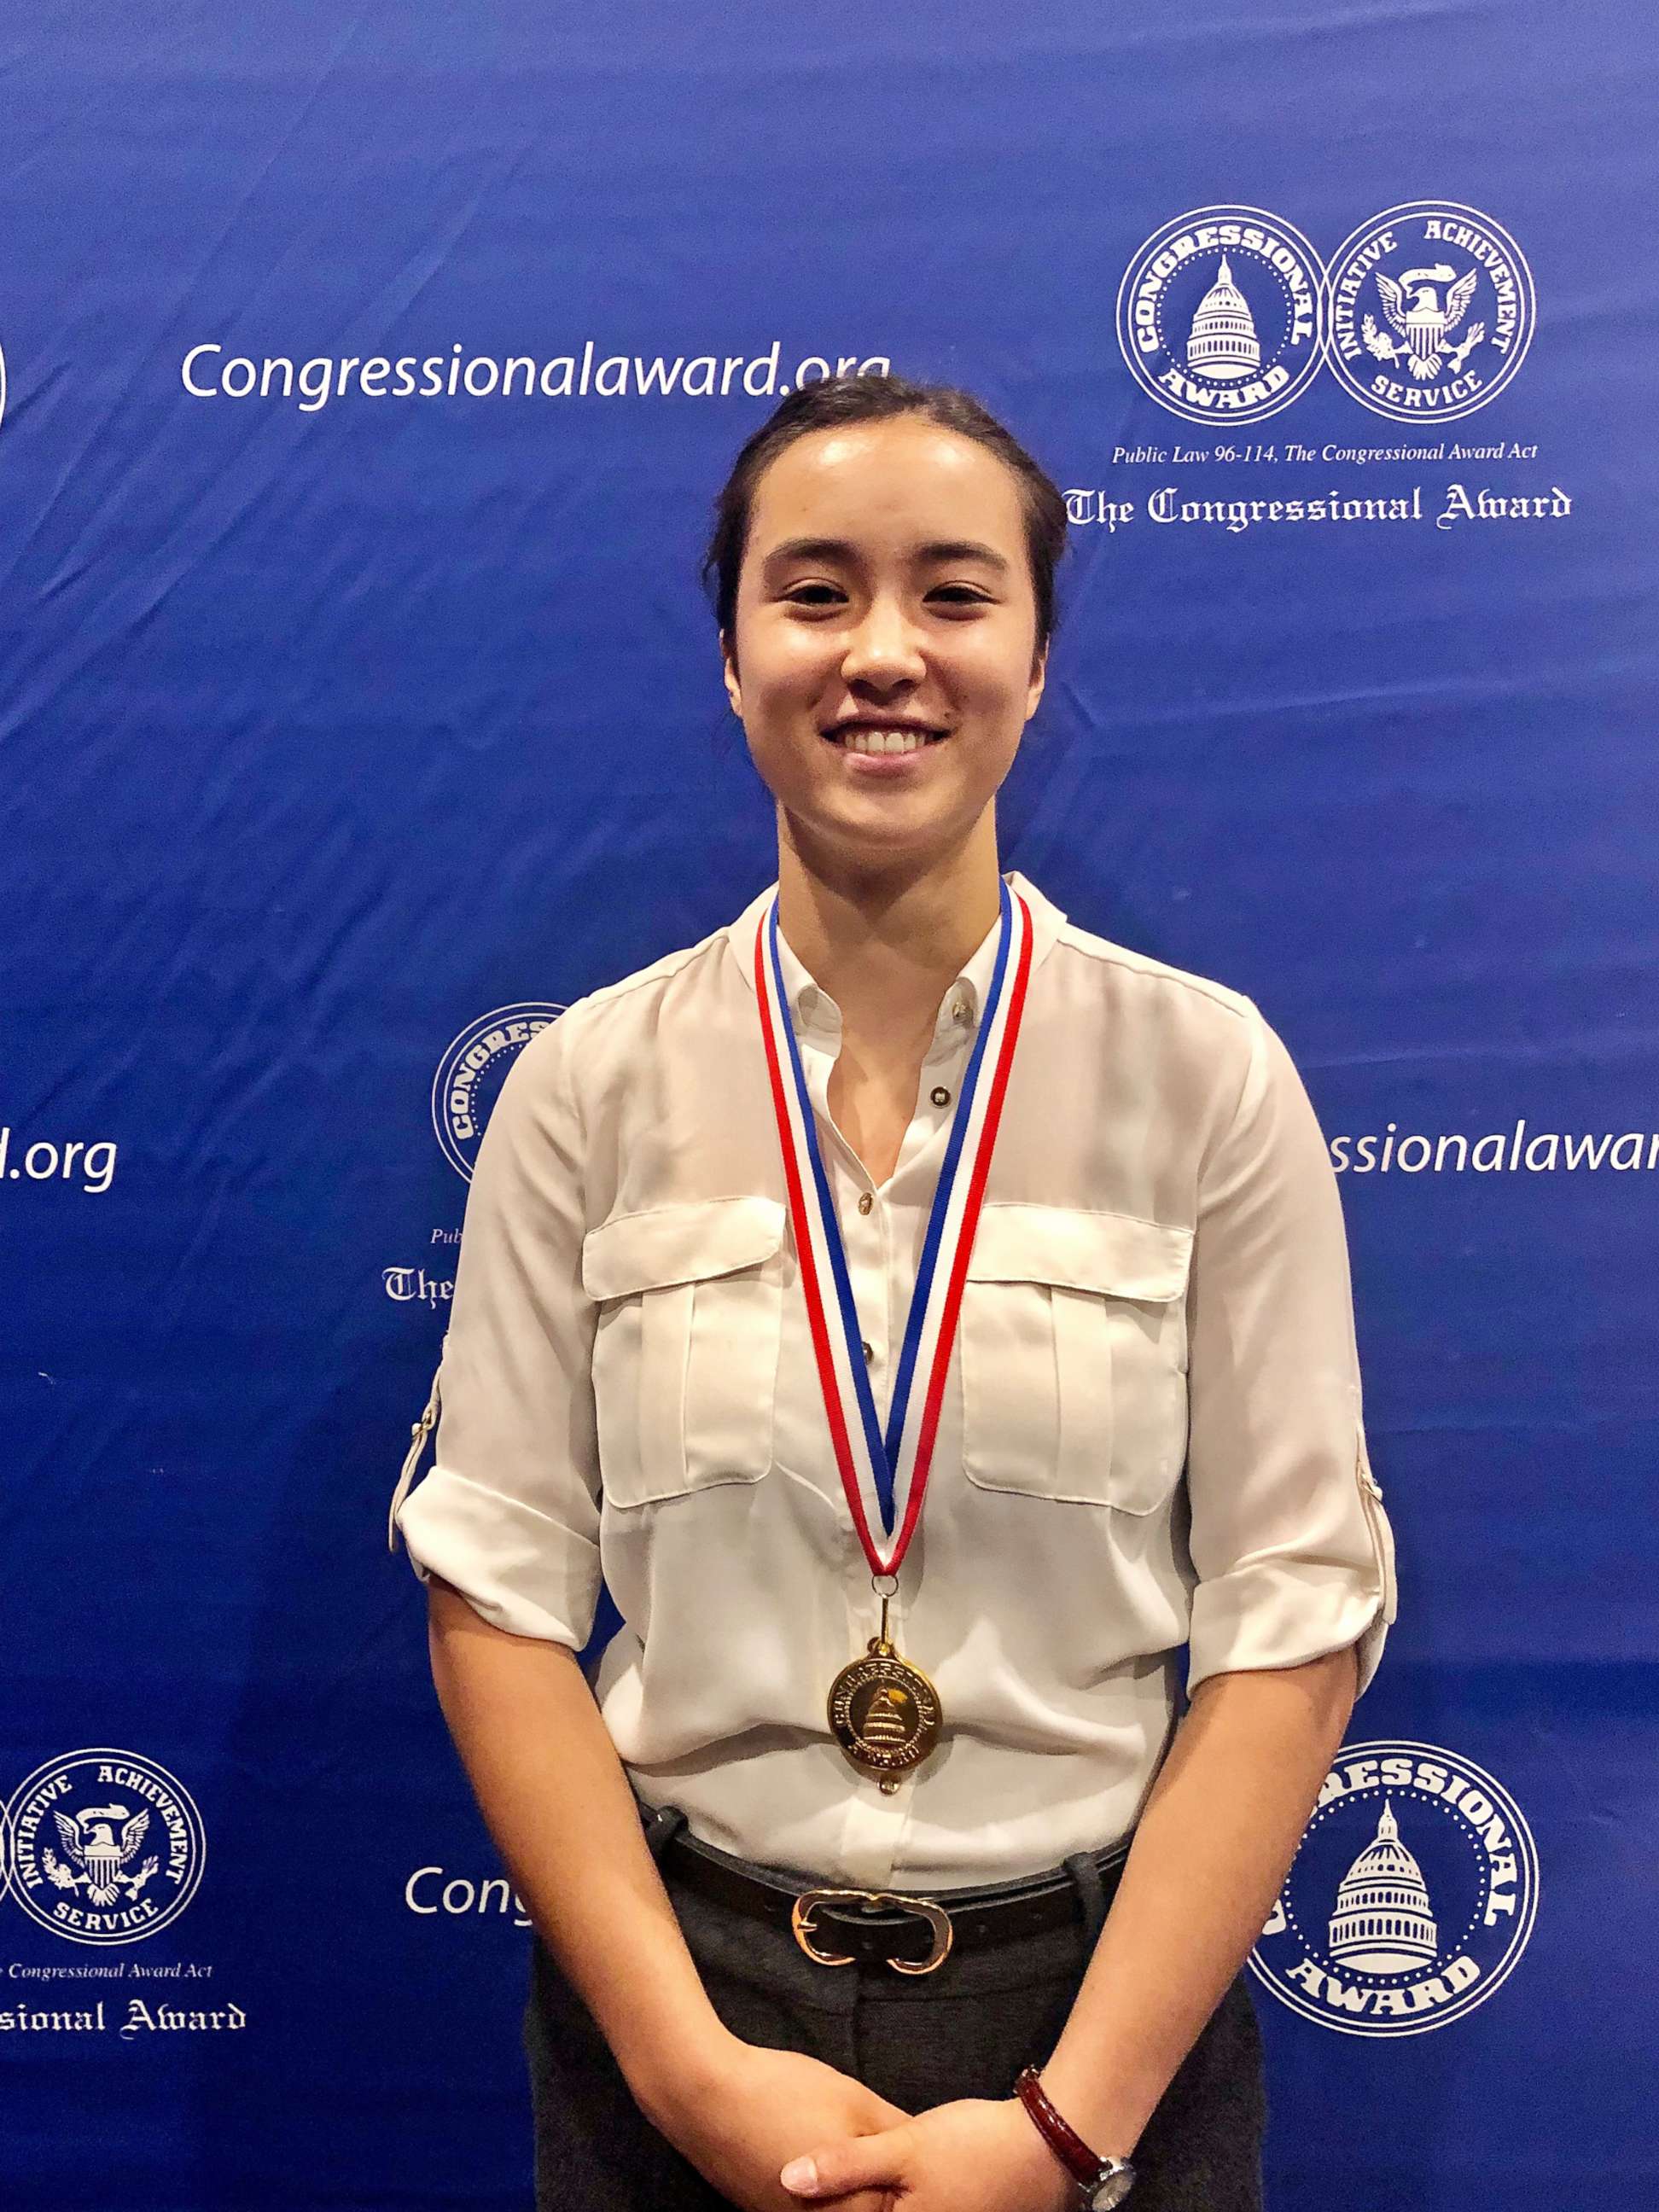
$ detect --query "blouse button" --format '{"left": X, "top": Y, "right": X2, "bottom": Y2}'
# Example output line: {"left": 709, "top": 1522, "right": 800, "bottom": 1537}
{"left": 857, "top": 1190, "right": 874, "bottom": 1214}
{"left": 861, "top": 1339, "right": 874, "bottom": 1363}
{"left": 930, "top": 1085, "right": 952, "bottom": 1107}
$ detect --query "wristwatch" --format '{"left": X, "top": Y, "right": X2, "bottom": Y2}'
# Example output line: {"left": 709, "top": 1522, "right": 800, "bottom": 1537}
{"left": 1013, "top": 2065, "right": 1137, "bottom": 2209}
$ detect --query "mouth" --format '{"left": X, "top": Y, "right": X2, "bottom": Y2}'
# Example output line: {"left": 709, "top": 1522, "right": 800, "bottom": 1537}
{"left": 821, "top": 724, "right": 950, "bottom": 756}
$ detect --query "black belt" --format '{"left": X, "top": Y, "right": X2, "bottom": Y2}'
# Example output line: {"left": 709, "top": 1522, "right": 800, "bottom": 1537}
{"left": 638, "top": 1798, "right": 1132, "bottom": 1976}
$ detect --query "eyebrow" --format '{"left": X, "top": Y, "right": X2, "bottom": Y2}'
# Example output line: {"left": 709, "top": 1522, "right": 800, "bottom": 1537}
{"left": 760, "top": 536, "right": 1013, "bottom": 577}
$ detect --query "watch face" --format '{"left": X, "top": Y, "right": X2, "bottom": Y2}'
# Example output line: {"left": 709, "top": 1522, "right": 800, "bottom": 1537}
{"left": 1087, "top": 2168, "right": 1135, "bottom": 2210}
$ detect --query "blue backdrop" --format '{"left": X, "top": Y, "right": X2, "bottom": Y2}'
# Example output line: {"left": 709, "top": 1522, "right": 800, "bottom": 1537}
{"left": 3, "top": 4, "right": 1655, "bottom": 2206}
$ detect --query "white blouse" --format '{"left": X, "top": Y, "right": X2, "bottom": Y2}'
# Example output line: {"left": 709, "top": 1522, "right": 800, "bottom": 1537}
{"left": 390, "top": 868, "right": 1397, "bottom": 1889}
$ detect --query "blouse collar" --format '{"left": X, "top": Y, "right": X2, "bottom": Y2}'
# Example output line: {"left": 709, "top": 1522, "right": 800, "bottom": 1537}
{"left": 727, "top": 869, "right": 1068, "bottom": 1040}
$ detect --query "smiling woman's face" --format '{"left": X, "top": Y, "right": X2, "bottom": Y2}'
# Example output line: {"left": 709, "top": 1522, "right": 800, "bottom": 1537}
{"left": 722, "top": 415, "right": 1047, "bottom": 871}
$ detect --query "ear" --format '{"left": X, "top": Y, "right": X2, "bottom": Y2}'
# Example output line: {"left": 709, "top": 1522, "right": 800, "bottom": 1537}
{"left": 1025, "top": 639, "right": 1048, "bottom": 721}
{"left": 721, "top": 629, "right": 742, "bottom": 719}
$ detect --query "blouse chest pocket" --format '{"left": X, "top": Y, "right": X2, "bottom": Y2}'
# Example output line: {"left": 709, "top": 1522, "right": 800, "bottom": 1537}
{"left": 582, "top": 1196, "right": 786, "bottom": 1509}
{"left": 961, "top": 1203, "right": 1194, "bottom": 1515}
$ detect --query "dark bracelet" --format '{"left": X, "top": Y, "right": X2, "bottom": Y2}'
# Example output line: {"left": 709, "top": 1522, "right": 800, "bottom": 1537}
{"left": 1013, "top": 2065, "right": 1138, "bottom": 2209}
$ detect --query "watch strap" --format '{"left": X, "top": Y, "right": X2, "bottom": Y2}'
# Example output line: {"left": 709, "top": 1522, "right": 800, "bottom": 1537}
{"left": 1014, "top": 2064, "right": 1127, "bottom": 2195}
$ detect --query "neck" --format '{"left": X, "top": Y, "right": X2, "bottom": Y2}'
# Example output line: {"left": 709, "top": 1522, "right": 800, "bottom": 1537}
{"left": 774, "top": 809, "right": 1004, "bottom": 1046}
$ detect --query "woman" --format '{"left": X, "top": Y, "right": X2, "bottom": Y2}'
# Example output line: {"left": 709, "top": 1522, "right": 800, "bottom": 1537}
{"left": 388, "top": 372, "right": 1397, "bottom": 2212}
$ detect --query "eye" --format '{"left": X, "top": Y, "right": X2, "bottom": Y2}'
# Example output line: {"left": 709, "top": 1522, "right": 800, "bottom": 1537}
{"left": 781, "top": 584, "right": 990, "bottom": 609}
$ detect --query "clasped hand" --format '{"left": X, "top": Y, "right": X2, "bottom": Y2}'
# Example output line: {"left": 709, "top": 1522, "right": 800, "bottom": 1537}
{"left": 663, "top": 2040, "right": 1078, "bottom": 2212}
{"left": 778, "top": 2093, "right": 1080, "bottom": 2212}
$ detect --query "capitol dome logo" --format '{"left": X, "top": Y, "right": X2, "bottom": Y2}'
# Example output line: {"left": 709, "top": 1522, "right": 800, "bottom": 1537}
{"left": 1324, "top": 202, "right": 1535, "bottom": 422}
{"left": 5, "top": 1749, "right": 207, "bottom": 1946}
{"left": 433, "top": 1003, "right": 565, "bottom": 1180}
{"left": 1249, "top": 1740, "right": 1538, "bottom": 2036}
{"left": 1116, "top": 207, "right": 1324, "bottom": 424}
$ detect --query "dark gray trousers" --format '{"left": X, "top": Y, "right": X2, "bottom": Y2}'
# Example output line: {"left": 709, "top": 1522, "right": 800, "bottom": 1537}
{"left": 523, "top": 1807, "right": 1266, "bottom": 2211}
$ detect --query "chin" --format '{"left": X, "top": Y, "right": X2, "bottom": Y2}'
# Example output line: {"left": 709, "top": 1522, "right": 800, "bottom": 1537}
{"left": 806, "top": 805, "right": 983, "bottom": 859}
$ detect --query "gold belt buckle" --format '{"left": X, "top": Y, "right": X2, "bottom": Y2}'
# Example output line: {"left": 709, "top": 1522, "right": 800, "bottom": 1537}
{"left": 790, "top": 1887, "right": 954, "bottom": 1976}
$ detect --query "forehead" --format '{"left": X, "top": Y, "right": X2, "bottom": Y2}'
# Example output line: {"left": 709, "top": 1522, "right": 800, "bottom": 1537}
{"left": 746, "top": 417, "right": 1026, "bottom": 558}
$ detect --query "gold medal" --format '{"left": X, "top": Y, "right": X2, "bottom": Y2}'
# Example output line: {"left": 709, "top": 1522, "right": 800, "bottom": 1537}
{"left": 827, "top": 1586, "right": 943, "bottom": 1793}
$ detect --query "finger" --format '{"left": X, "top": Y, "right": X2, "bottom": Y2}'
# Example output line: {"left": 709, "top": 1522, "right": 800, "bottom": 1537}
{"left": 779, "top": 2123, "right": 912, "bottom": 2199}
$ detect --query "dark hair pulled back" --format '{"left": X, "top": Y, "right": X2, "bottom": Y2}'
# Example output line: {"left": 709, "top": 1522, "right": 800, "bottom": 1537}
{"left": 701, "top": 372, "right": 1069, "bottom": 679}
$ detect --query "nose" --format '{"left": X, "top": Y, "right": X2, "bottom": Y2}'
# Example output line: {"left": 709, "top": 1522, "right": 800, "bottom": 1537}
{"left": 839, "top": 593, "right": 928, "bottom": 691}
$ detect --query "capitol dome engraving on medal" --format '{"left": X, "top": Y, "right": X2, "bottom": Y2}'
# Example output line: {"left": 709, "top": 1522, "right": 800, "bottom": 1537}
{"left": 856, "top": 1685, "right": 916, "bottom": 1746}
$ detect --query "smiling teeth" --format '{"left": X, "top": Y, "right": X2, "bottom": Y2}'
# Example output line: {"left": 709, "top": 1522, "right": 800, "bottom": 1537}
{"left": 841, "top": 728, "right": 940, "bottom": 754}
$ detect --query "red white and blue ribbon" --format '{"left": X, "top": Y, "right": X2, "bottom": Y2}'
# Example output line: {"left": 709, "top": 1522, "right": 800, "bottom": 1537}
{"left": 753, "top": 878, "right": 1034, "bottom": 1576}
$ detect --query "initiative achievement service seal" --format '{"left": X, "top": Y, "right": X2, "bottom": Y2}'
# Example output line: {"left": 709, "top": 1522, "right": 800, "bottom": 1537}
{"left": 5, "top": 1748, "right": 207, "bottom": 1945}
{"left": 1116, "top": 207, "right": 1324, "bottom": 426}
{"left": 1248, "top": 1739, "right": 1539, "bottom": 2037}
{"left": 1324, "top": 201, "right": 1535, "bottom": 422}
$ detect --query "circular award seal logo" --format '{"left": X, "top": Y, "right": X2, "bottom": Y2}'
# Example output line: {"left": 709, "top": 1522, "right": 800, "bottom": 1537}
{"left": 1249, "top": 1739, "right": 1538, "bottom": 2037}
{"left": 1324, "top": 201, "right": 1535, "bottom": 422}
{"left": 433, "top": 1002, "right": 565, "bottom": 1180}
{"left": 1116, "top": 207, "right": 1324, "bottom": 425}
{"left": 6, "top": 1749, "right": 207, "bottom": 1946}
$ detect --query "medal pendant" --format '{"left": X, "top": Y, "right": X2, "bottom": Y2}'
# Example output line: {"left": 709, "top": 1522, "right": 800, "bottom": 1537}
{"left": 828, "top": 1634, "right": 943, "bottom": 1795}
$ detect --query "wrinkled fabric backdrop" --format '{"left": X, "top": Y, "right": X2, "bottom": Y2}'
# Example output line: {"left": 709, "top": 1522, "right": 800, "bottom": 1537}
{"left": 3, "top": 4, "right": 1654, "bottom": 2207}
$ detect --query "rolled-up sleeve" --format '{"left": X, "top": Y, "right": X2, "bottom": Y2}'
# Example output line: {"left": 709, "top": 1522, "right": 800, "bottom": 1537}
{"left": 389, "top": 1011, "right": 602, "bottom": 1647}
{"left": 1184, "top": 1001, "right": 1398, "bottom": 1697}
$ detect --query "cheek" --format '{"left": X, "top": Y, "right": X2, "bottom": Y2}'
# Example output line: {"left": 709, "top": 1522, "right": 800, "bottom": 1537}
{"left": 948, "top": 626, "right": 1035, "bottom": 700}
{"left": 749, "top": 620, "right": 835, "bottom": 689}
{"left": 744, "top": 721, "right": 823, "bottom": 799}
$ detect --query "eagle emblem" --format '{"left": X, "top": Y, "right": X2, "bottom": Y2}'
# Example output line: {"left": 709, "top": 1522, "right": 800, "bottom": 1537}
{"left": 42, "top": 1802, "right": 160, "bottom": 1907}
{"left": 1363, "top": 261, "right": 1485, "bottom": 381}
